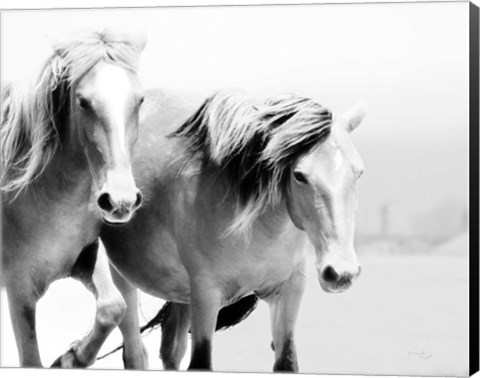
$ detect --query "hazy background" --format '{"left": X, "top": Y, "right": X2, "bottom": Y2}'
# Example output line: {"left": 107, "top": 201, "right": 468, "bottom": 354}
{"left": 1, "top": 2, "right": 471, "bottom": 376}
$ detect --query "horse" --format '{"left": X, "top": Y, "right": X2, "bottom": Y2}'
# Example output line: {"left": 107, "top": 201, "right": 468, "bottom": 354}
{"left": 1, "top": 29, "right": 146, "bottom": 368}
{"left": 101, "top": 88, "right": 367, "bottom": 371}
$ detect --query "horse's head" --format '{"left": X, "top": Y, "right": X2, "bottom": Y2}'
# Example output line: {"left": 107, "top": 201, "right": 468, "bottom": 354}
{"left": 72, "top": 61, "right": 144, "bottom": 224}
{"left": 54, "top": 30, "right": 147, "bottom": 224}
{"left": 286, "top": 102, "right": 367, "bottom": 293}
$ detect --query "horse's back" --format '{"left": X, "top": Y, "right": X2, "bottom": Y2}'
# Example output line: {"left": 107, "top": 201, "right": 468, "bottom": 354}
{"left": 133, "top": 88, "right": 204, "bottom": 179}
{"left": 140, "top": 88, "right": 204, "bottom": 141}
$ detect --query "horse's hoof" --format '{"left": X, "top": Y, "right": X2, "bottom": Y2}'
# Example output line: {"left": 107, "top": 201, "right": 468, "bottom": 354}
{"left": 51, "top": 347, "right": 88, "bottom": 368}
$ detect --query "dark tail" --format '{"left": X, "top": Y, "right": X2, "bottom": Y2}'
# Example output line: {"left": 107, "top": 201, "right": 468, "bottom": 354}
{"left": 215, "top": 294, "right": 259, "bottom": 331}
{"left": 139, "top": 294, "right": 260, "bottom": 334}
{"left": 97, "top": 295, "right": 259, "bottom": 360}
{"left": 140, "top": 301, "right": 172, "bottom": 334}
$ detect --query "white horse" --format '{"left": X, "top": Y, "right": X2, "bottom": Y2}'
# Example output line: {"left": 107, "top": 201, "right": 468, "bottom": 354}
{"left": 1, "top": 29, "right": 146, "bottom": 367}
{"left": 101, "top": 89, "right": 367, "bottom": 371}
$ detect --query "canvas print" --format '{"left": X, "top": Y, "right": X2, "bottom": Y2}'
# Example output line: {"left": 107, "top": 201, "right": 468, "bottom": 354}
{"left": 0, "top": 1, "right": 478, "bottom": 377}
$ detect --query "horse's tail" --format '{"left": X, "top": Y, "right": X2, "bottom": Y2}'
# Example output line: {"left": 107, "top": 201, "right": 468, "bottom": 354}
{"left": 141, "top": 294, "right": 260, "bottom": 334}
{"left": 215, "top": 294, "right": 260, "bottom": 331}
{"left": 97, "top": 301, "right": 173, "bottom": 361}
{"left": 140, "top": 301, "right": 173, "bottom": 334}
{"left": 97, "top": 294, "right": 259, "bottom": 360}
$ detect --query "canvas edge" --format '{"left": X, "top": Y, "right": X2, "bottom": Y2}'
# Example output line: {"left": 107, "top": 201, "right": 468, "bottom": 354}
{"left": 470, "top": 1, "right": 480, "bottom": 376}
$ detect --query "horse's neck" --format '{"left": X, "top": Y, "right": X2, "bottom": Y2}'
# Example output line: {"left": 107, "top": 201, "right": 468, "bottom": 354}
{"left": 193, "top": 165, "right": 296, "bottom": 239}
{"left": 256, "top": 198, "right": 296, "bottom": 239}
{"left": 31, "top": 144, "right": 93, "bottom": 203}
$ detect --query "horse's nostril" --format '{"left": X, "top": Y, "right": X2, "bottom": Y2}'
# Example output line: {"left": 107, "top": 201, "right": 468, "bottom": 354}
{"left": 322, "top": 265, "right": 340, "bottom": 283}
{"left": 134, "top": 192, "right": 143, "bottom": 208}
{"left": 97, "top": 193, "right": 114, "bottom": 212}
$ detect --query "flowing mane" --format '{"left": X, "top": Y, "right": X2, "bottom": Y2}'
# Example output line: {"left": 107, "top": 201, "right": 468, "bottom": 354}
{"left": 0, "top": 29, "right": 145, "bottom": 195}
{"left": 172, "top": 90, "right": 333, "bottom": 234}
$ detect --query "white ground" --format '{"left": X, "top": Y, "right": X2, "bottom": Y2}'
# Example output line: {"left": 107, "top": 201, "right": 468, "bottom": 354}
{"left": 1, "top": 253, "right": 470, "bottom": 376}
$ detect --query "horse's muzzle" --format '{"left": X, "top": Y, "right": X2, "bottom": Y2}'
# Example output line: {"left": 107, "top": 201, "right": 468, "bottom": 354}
{"left": 318, "top": 264, "right": 361, "bottom": 293}
{"left": 97, "top": 191, "right": 143, "bottom": 224}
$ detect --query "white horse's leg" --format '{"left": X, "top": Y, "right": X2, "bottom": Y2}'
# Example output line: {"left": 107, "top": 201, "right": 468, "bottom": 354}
{"left": 52, "top": 241, "right": 126, "bottom": 368}
{"left": 266, "top": 260, "right": 306, "bottom": 372}
{"left": 110, "top": 265, "right": 148, "bottom": 370}
{"left": 160, "top": 302, "right": 191, "bottom": 370}
{"left": 6, "top": 279, "right": 44, "bottom": 367}
{"left": 188, "top": 276, "right": 222, "bottom": 371}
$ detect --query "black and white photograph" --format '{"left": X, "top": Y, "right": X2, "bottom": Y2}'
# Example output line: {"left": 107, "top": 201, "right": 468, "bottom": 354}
{"left": 1, "top": 1, "right": 478, "bottom": 377}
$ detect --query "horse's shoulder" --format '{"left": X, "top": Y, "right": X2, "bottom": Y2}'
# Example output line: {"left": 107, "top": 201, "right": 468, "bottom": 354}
{"left": 145, "top": 88, "right": 205, "bottom": 111}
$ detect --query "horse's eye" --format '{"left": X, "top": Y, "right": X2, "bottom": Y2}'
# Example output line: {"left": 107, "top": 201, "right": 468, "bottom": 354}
{"left": 77, "top": 96, "right": 91, "bottom": 111}
{"left": 293, "top": 171, "right": 308, "bottom": 184}
{"left": 139, "top": 96, "right": 145, "bottom": 105}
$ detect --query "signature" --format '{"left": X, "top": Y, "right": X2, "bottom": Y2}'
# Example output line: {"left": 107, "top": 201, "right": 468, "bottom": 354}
{"left": 408, "top": 350, "right": 433, "bottom": 360}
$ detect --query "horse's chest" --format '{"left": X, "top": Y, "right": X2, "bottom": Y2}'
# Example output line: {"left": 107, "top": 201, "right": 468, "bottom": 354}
{"left": 50, "top": 206, "right": 99, "bottom": 244}
{"left": 207, "top": 236, "right": 306, "bottom": 298}
{"left": 3, "top": 199, "right": 101, "bottom": 278}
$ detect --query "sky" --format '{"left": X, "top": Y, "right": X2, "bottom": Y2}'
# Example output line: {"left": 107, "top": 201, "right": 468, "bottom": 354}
{"left": 1, "top": 1, "right": 470, "bottom": 235}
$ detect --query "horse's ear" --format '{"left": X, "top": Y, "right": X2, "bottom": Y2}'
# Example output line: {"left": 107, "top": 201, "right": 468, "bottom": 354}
{"left": 44, "top": 33, "right": 64, "bottom": 56}
{"left": 344, "top": 101, "right": 368, "bottom": 132}
{"left": 46, "top": 29, "right": 148, "bottom": 54}
{"left": 120, "top": 28, "right": 147, "bottom": 53}
{"left": 132, "top": 31, "right": 147, "bottom": 53}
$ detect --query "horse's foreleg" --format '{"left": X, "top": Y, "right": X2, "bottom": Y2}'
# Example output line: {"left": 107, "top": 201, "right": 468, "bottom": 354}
{"left": 52, "top": 241, "right": 126, "bottom": 368}
{"left": 6, "top": 280, "right": 43, "bottom": 367}
{"left": 188, "top": 277, "right": 222, "bottom": 371}
{"left": 267, "top": 261, "right": 306, "bottom": 372}
{"left": 110, "top": 264, "right": 148, "bottom": 370}
{"left": 160, "top": 302, "right": 191, "bottom": 370}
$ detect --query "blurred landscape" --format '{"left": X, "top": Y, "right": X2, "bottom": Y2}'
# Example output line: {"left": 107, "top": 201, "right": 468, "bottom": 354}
{"left": 356, "top": 198, "right": 468, "bottom": 257}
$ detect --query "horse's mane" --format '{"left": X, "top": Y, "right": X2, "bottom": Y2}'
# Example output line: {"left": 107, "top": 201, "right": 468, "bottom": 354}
{"left": 172, "top": 90, "right": 333, "bottom": 235}
{"left": 0, "top": 29, "right": 145, "bottom": 196}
